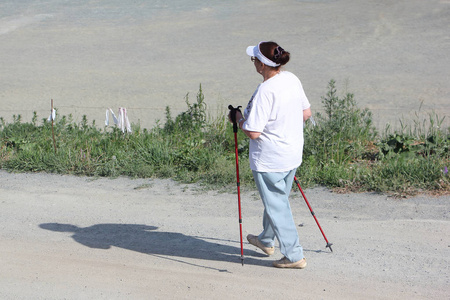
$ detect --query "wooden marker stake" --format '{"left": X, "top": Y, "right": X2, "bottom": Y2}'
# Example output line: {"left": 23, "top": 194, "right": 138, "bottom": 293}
{"left": 51, "top": 99, "right": 57, "bottom": 153}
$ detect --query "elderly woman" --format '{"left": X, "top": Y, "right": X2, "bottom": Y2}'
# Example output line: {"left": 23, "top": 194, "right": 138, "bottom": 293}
{"left": 231, "top": 41, "right": 312, "bottom": 269}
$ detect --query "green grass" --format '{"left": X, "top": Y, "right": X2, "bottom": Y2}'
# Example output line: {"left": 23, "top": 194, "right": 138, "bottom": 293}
{"left": 1, "top": 82, "right": 448, "bottom": 196}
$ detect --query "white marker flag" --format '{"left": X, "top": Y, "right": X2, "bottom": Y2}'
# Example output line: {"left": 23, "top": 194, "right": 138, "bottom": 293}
{"left": 105, "top": 107, "right": 132, "bottom": 133}
{"left": 48, "top": 109, "right": 56, "bottom": 121}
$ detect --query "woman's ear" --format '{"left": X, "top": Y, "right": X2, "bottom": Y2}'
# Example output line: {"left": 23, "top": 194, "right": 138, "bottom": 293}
{"left": 259, "top": 63, "right": 266, "bottom": 73}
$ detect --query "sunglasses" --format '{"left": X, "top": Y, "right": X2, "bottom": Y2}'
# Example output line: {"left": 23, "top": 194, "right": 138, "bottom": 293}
{"left": 251, "top": 56, "right": 257, "bottom": 62}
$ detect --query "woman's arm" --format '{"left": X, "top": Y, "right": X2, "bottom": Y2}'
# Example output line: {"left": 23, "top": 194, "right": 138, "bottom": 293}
{"left": 237, "top": 113, "right": 261, "bottom": 139}
{"left": 229, "top": 110, "right": 261, "bottom": 140}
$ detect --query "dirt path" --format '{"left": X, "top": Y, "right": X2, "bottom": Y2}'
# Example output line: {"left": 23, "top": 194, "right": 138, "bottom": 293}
{"left": 0, "top": 171, "right": 448, "bottom": 299}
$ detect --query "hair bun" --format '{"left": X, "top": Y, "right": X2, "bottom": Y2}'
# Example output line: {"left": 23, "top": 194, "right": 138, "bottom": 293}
{"left": 273, "top": 46, "right": 285, "bottom": 60}
{"left": 273, "top": 45, "right": 289, "bottom": 65}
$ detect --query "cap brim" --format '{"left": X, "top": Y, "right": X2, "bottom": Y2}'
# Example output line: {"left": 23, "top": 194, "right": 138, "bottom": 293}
{"left": 246, "top": 45, "right": 256, "bottom": 56}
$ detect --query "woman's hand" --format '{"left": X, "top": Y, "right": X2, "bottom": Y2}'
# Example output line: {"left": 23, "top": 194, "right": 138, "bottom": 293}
{"left": 303, "top": 108, "right": 312, "bottom": 122}
{"left": 228, "top": 110, "right": 243, "bottom": 124}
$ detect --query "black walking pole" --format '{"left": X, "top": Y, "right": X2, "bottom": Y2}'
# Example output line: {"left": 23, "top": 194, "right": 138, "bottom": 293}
{"left": 228, "top": 105, "right": 245, "bottom": 266}
{"left": 294, "top": 176, "right": 333, "bottom": 252}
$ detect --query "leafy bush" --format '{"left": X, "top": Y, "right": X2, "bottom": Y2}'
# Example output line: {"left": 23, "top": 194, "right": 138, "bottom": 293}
{"left": 299, "top": 80, "right": 448, "bottom": 195}
{"left": 303, "top": 80, "right": 378, "bottom": 163}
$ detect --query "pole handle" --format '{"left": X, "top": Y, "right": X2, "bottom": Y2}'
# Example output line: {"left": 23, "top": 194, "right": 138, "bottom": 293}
{"left": 228, "top": 105, "right": 242, "bottom": 133}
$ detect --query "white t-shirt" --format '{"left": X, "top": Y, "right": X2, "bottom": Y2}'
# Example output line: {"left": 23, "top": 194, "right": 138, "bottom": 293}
{"left": 242, "top": 71, "right": 311, "bottom": 172}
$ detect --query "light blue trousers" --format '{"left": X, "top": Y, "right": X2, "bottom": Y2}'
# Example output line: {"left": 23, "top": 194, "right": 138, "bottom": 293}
{"left": 252, "top": 169, "right": 304, "bottom": 262}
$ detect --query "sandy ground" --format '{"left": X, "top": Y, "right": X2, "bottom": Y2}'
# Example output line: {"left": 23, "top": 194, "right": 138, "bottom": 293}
{"left": 1, "top": 1, "right": 449, "bottom": 299}
{"left": 0, "top": 170, "right": 448, "bottom": 299}
{"left": 0, "top": 0, "right": 449, "bottom": 130}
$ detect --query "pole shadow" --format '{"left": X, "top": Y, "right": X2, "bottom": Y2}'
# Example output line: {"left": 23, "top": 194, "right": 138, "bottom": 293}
{"left": 39, "top": 223, "right": 269, "bottom": 271}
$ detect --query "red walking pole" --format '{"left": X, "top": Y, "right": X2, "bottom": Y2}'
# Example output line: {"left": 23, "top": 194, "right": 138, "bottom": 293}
{"left": 228, "top": 105, "right": 245, "bottom": 266}
{"left": 294, "top": 176, "right": 333, "bottom": 252}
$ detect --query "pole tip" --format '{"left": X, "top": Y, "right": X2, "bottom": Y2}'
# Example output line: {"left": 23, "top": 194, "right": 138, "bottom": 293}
{"left": 326, "top": 243, "right": 333, "bottom": 252}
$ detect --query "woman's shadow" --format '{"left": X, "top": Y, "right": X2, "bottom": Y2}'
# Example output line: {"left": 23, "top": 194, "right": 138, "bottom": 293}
{"left": 40, "top": 223, "right": 268, "bottom": 271}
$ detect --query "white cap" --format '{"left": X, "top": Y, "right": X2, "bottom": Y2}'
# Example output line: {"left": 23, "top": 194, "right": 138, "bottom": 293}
{"left": 246, "top": 42, "right": 280, "bottom": 67}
